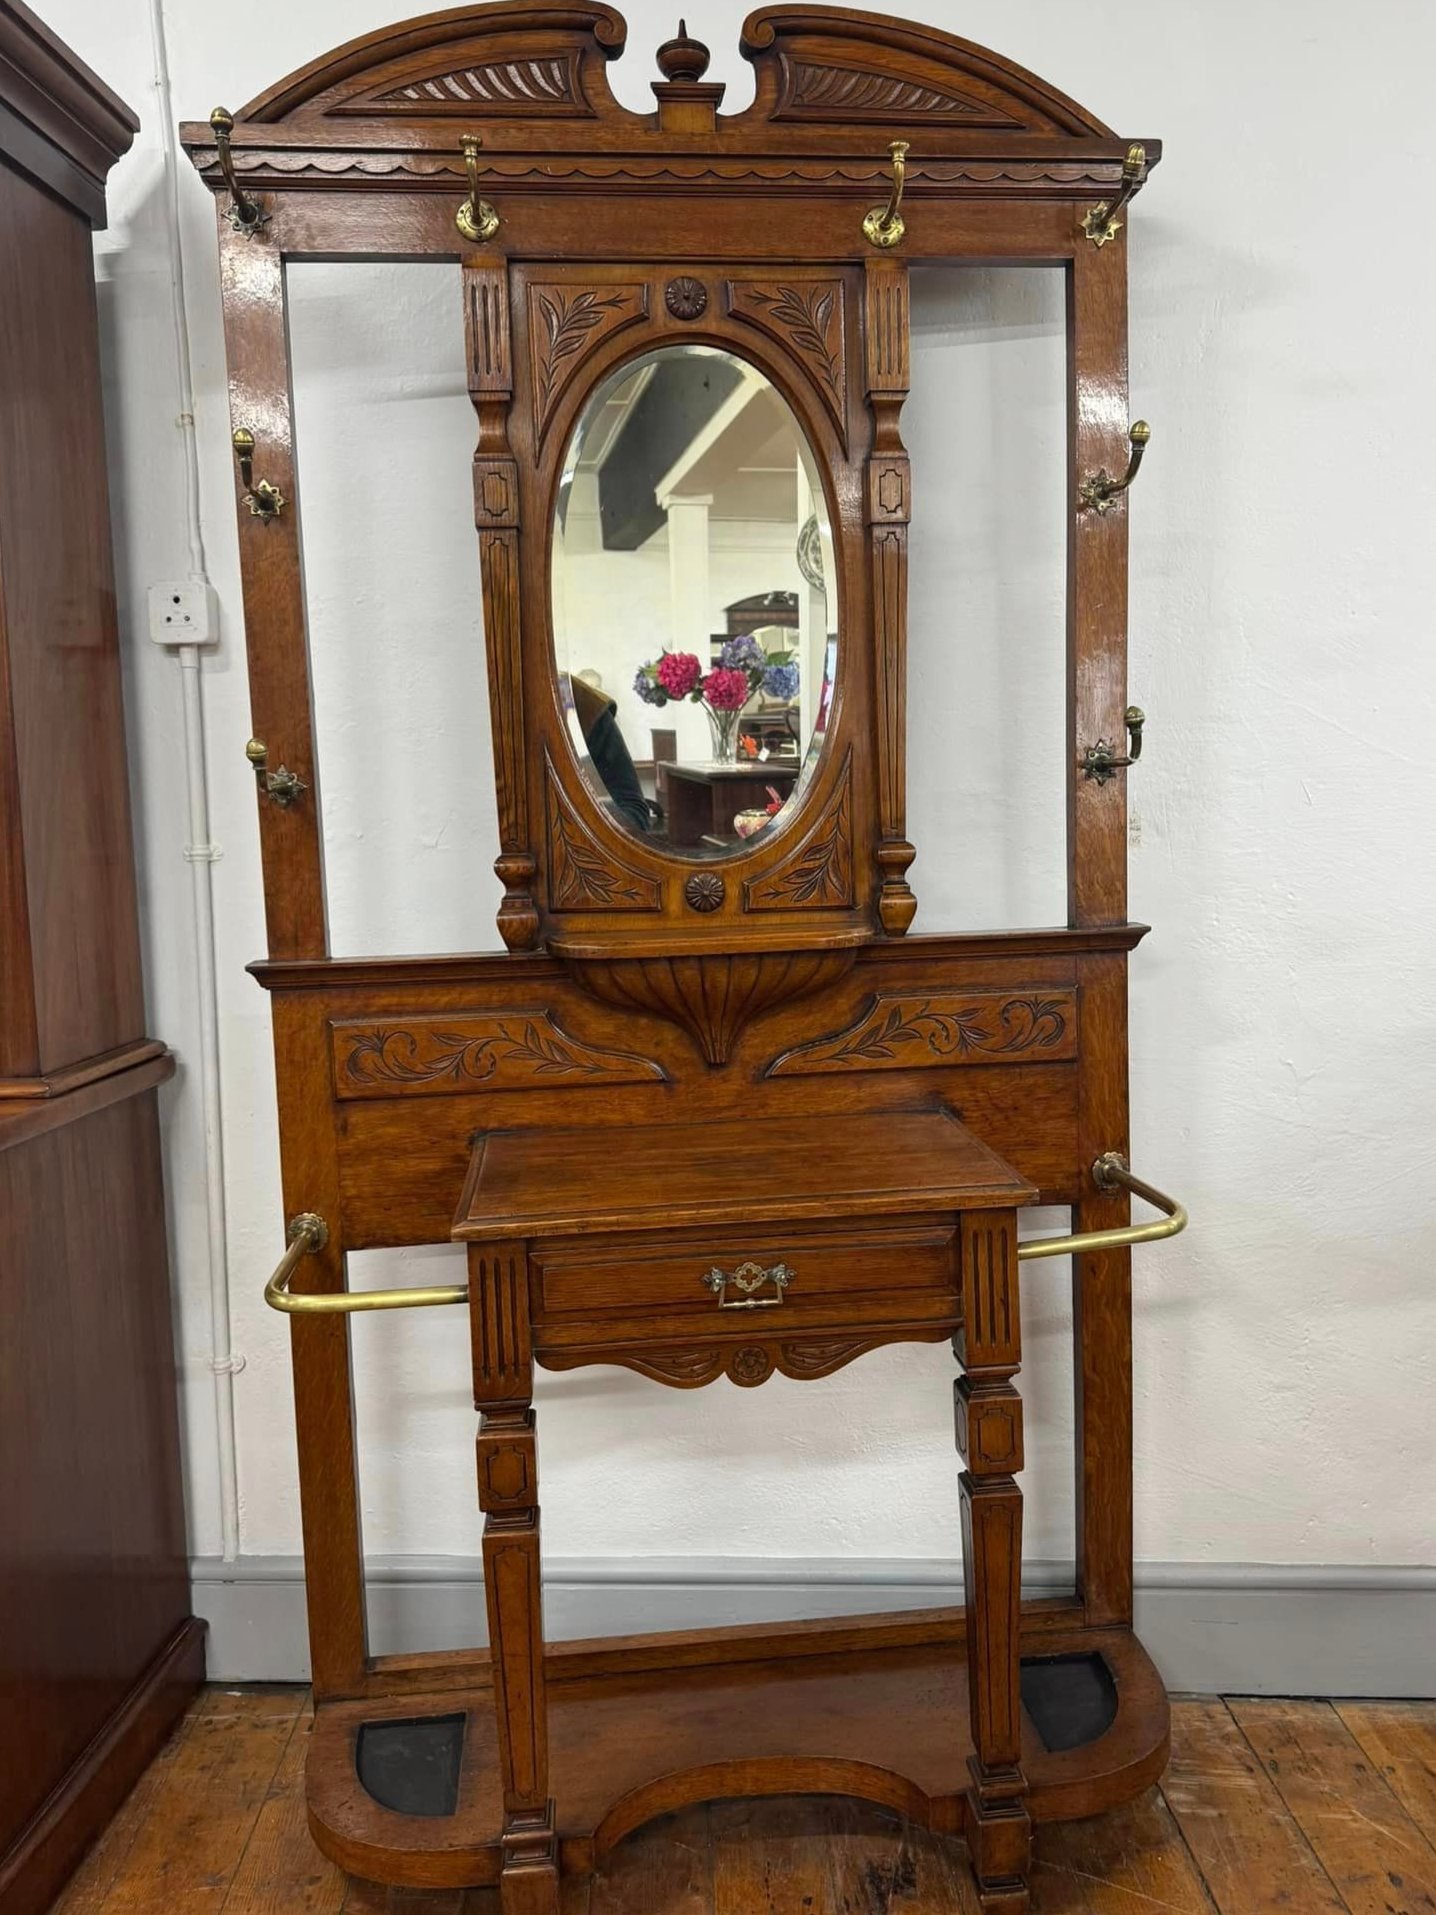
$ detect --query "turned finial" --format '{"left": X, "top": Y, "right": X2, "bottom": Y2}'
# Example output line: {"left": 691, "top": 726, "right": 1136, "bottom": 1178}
{"left": 656, "top": 18, "right": 711, "bottom": 83}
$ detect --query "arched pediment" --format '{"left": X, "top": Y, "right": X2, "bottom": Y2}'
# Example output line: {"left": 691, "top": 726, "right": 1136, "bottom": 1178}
{"left": 737, "top": 6, "right": 1113, "bottom": 137}
{"left": 210, "top": 1, "right": 1119, "bottom": 148}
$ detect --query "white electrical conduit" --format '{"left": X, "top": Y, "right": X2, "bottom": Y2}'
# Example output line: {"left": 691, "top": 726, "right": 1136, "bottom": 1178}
{"left": 148, "top": 0, "right": 241, "bottom": 1562}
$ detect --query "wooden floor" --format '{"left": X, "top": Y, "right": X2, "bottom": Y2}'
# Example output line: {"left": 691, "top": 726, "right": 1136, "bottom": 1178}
{"left": 47, "top": 1688, "right": 1436, "bottom": 1913}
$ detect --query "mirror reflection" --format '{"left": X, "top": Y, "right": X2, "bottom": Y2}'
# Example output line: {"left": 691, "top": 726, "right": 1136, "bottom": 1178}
{"left": 552, "top": 344, "right": 836, "bottom": 856}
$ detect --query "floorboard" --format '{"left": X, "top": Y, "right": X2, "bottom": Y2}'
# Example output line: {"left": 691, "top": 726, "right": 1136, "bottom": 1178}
{"left": 1228, "top": 1699, "right": 1436, "bottom": 1915}
{"left": 1336, "top": 1703, "right": 1436, "bottom": 1843}
{"left": 42, "top": 1687, "right": 1436, "bottom": 1915}
{"left": 1159, "top": 1698, "right": 1347, "bottom": 1914}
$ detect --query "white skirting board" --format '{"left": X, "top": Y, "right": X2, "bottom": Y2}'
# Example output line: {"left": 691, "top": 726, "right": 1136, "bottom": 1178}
{"left": 191, "top": 1556, "right": 1436, "bottom": 1698}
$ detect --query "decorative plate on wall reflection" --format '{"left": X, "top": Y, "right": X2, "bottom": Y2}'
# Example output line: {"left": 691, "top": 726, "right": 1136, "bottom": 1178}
{"left": 797, "top": 514, "right": 825, "bottom": 591}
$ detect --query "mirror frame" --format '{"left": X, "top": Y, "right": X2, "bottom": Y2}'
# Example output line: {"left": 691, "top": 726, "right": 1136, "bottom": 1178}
{"left": 516, "top": 265, "right": 872, "bottom": 953}
{"left": 547, "top": 336, "right": 840, "bottom": 867}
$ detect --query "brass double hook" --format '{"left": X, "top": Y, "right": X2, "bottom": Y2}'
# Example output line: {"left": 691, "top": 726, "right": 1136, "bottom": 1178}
{"left": 863, "top": 140, "right": 911, "bottom": 250}
{"left": 1082, "top": 143, "right": 1148, "bottom": 248}
{"left": 456, "top": 135, "right": 500, "bottom": 243}
{"left": 232, "top": 428, "right": 286, "bottom": 522}
{"left": 208, "top": 107, "right": 267, "bottom": 236}
{"left": 1080, "top": 421, "right": 1151, "bottom": 513}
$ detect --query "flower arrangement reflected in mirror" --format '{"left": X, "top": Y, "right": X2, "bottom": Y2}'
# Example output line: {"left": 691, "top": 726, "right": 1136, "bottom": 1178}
{"left": 634, "top": 636, "right": 799, "bottom": 765}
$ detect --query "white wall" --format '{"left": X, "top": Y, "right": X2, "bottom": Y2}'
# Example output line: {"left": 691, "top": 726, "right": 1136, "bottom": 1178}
{"left": 45, "top": 0, "right": 1436, "bottom": 1628}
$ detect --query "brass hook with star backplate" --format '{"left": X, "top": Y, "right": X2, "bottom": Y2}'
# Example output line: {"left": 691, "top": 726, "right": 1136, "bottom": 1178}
{"left": 1082, "top": 708, "right": 1146, "bottom": 784}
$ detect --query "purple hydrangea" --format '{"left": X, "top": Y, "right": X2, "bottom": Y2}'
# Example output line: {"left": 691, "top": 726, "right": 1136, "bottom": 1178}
{"left": 633, "top": 667, "right": 666, "bottom": 706}
{"left": 762, "top": 661, "right": 800, "bottom": 701}
{"left": 720, "top": 634, "right": 765, "bottom": 672}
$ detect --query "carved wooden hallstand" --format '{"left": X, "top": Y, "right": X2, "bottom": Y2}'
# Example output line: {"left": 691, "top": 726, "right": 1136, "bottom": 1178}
{"left": 183, "top": 10, "right": 1184, "bottom": 1909}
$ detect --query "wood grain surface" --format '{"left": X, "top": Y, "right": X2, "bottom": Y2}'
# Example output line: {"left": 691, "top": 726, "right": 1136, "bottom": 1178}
{"left": 49, "top": 1690, "right": 1436, "bottom": 1914}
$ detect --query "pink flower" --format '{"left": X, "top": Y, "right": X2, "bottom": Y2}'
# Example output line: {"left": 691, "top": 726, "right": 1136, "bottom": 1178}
{"left": 703, "top": 667, "right": 750, "bottom": 712}
{"left": 656, "top": 651, "right": 702, "bottom": 699}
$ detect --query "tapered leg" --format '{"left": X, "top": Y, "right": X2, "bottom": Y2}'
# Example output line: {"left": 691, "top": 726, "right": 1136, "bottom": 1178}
{"left": 955, "top": 1210, "right": 1030, "bottom": 1913}
{"left": 471, "top": 1248, "right": 559, "bottom": 1915}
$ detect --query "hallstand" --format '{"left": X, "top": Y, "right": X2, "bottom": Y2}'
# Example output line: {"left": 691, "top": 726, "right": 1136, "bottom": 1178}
{"left": 184, "top": 12, "right": 1184, "bottom": 1906}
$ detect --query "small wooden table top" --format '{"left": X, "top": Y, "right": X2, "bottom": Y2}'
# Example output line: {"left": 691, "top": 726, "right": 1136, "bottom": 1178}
{"left": 453, "top": 1107, "right": 1035, "bottom": 1242}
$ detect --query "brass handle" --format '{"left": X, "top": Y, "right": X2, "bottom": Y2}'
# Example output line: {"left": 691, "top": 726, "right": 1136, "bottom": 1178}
{"left": 702, "top": 1261, "right": 794, "bottom": 1310}
{"left": 209, "top": 107, "right": 267, "bottom": 236}
{"left": 1080, "top": 421, "right": 1151, "bottom": 514}
{"left": 863, "top": 141, "right": 911, "bottom": 250}
{"left": 1017, "top": 1153, "right": 1187, "bottom": 1262}
{"left": 456, "top": 135, "right": 500, "bottom": 243}
{"left": 232, "top": 428, "right": 286, "bottom": 521}
{"left": 245, "top": 738, "right": 307, "bottom": 809}
{"left": 1082, "top": 706, "right": 1146, "bottom": 784}
{"left": 1081, "top": 142, "right": 1147, "bottom": 247}
{"left": 265, "top": 1212, "right": 470, "bottom": 1315}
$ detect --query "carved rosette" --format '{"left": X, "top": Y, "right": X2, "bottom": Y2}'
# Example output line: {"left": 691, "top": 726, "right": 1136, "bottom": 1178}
{"left": 766, "top": 990, "right": 1077, "bottom": 1077}
{"left": 560, "top": 946, "right": 857, "bottom": 1066}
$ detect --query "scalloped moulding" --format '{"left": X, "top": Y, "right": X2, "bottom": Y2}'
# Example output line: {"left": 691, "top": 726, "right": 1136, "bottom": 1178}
{"left": 303, "top": 1618, "right": 1170, "bottom": 1889}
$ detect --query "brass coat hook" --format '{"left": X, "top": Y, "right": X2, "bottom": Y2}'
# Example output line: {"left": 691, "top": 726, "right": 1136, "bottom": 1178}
{"left": 456, "top": 135, "right": 500, "bottom": 243}
{"left": 1082, "top": 707, "right": 1146, "bottom": 783}
{"left": 245, "top": 739, "right": 307, "bottom": 809}
{"left": 863, "top": 141, "right": 910, "bottom": 249}
{"left": 1080, "top": 421, "right": 1151, "bottom": 513}
{"left": 1081, "top": 143, "right": 1147, "bottom": 247}
{"left": 209, "top": 108, "right": 267, "bottom": 235}
{"left": 232, "top": 428, "right": 286, "bottom": 521}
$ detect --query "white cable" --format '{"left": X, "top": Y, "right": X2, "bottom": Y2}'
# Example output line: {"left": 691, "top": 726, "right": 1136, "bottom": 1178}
{"left": 148, "top": 0, "right": 241, "bottom": 1564}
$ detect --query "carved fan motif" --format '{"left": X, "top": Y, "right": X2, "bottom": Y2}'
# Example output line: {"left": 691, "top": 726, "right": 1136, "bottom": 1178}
{"left": 780, "top": 59, "right": 1019, "bottom": 125}
{"left": 563, "top": 947, "right": 857, "bottom": 1066}
{"left": 363, "top": 55, "right": 586, "bottom": 113}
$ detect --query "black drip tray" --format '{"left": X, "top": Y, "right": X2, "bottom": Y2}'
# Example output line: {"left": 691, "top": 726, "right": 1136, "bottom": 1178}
{"left": 1020, "top": 1651, "right": 1118, "bottom": 1753}
{"left": 356, "top": 1712, "right": 467, "bottom": 1818}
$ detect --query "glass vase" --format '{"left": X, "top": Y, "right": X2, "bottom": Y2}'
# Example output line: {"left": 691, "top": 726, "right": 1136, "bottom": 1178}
{"left": 705, "top": 704, "right": 740, "bottom": 765}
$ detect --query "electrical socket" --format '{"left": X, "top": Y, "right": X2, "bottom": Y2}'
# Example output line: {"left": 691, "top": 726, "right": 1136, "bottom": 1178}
{"left": 148, "top": 578, "right": 219, "bottom": 646}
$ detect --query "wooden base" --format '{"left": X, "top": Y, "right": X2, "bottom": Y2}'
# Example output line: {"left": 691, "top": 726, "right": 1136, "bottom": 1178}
{"left": 0, "top": 1618, "right": 206, "bottom": 1915}
{"left": 304, "top": 1611, "right": 1168, "bottom": 1901}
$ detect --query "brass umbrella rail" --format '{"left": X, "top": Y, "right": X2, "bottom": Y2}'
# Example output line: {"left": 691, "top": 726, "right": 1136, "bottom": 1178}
{"left": 264, "top": 1155, "right": 1185, "bottom": 1317}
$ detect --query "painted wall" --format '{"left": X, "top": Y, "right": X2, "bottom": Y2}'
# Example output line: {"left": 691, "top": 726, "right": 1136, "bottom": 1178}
{"left": 44, "top": 0, "right": 1436, "bottom": 1624}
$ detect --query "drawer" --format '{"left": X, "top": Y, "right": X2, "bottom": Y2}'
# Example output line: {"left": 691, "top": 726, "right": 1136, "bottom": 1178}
{"left": 532, "top": 1216, "right": 958, "bottom": 1329}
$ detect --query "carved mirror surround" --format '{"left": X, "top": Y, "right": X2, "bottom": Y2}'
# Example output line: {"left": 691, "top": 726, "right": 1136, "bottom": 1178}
{"left": 552, "top": 340, "right": 837, "bottom": 860}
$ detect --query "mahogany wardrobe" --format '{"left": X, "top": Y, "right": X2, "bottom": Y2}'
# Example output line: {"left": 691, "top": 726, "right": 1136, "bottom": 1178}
{"left": 182, "top": 8, "right": 1186, "bottom": 1910}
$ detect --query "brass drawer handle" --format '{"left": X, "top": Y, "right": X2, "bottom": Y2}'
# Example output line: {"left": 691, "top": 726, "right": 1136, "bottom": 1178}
{"left": 702, "top": 1261, "right": 794, "bottom": 1310}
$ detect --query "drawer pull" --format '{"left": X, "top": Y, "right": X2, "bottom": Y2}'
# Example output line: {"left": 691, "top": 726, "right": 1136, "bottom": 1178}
{"left": 702, "top": 1261, "right": 794, "bottom": 1310}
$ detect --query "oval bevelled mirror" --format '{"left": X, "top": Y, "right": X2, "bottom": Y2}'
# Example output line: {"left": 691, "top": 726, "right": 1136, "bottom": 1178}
{"left": 551, "top": 343, "right": 837, "bottom": 859}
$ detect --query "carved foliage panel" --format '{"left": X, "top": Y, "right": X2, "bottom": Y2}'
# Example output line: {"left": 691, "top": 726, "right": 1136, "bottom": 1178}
{"left": 744, "top": 753, "right": 854, "bottom": 911}
{"left": 330, "top": 1008, "right": 666, "bottom": 1099}
{"left": 545, "top": 754, "right": 662, "bottom": 912}
{"left": 766, "top": 988, "right": 1077, "bottom": 1076}
{"left": 726, "top": 276, "right": 848, "bottom": 446}
{"left": 527, "top": 280, "right": 650, "bottom": 443}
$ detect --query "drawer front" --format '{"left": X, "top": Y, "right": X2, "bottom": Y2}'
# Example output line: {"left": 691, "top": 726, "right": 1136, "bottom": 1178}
{"left": 533, "top": 1218, "right": 958, "bottom": 1329}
